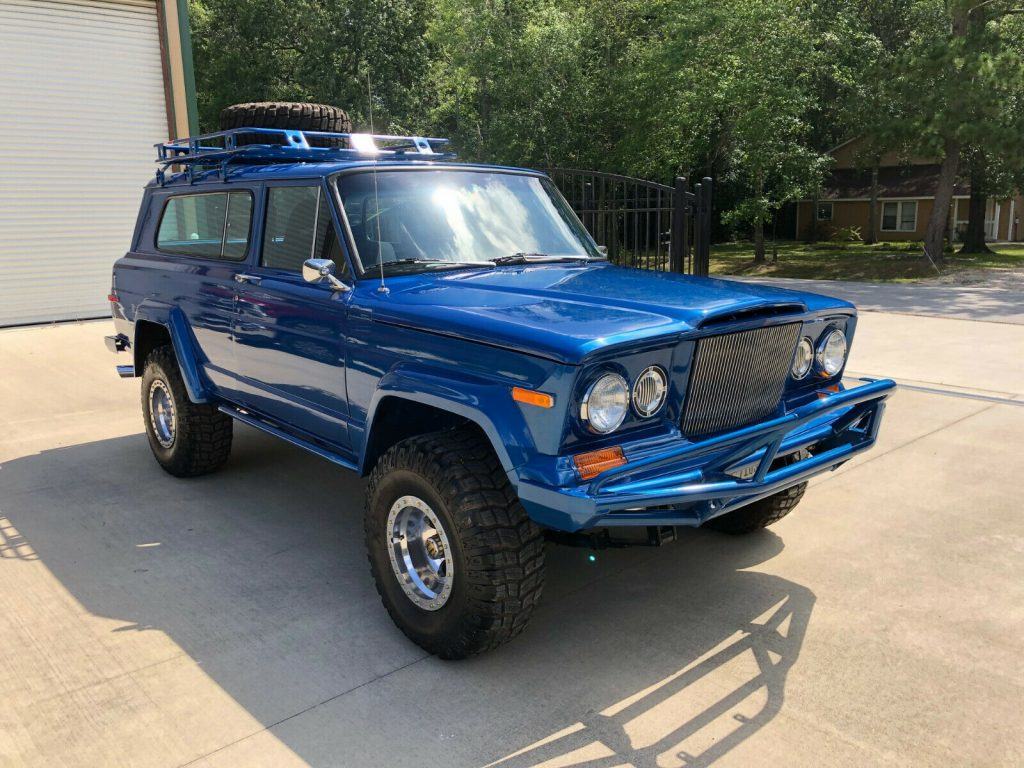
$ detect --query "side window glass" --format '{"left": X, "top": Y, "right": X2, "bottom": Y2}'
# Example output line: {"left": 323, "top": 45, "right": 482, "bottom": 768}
{"left": 157, "top": 194, "right": 227, "bottom": 258}
{"left": 262, "top": 185, "right": 348, "bottom": 277}
{"left": 156, "top": 192, "right": 253, "bottom": 260}
{"left": 313, "top": 193, "right": 350, "bottom": 280}
{"left": 223, "top": 192, "right": 253, "bottom": 259}
{"left": 262, "top": 186, "right": 317, "bottom": 271}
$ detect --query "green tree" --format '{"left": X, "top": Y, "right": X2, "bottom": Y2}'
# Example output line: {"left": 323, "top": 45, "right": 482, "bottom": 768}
{"left": 186, "top": 0, "right": 1024, "bottom": 265}
{"left": 189, "top": 0, "right": 432, "bottom": 131}
{"left": 613, "top": 0, "right": 831, "bottom": 261}
{"left": 865, "top": 0, "right": 1024, "bottom": 262}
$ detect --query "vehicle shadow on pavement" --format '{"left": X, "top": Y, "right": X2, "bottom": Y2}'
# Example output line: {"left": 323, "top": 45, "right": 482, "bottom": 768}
{"left": 1, "top": 427, "right": 815, "bottom": 768}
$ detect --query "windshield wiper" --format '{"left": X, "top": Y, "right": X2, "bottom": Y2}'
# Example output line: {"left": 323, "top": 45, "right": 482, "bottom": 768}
{"left": 376, "top": 258, "right": 487, "bottom": 274}
{"left": 490, "top": 252, "right": 592, "bottom": 265}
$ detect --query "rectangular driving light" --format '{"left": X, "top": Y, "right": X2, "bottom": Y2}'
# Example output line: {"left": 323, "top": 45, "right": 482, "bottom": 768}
{"left": 511, "top": 387, "right": 555, "bottom": 409}
{"left": 573, "top": 446, "right": 627, "bottom": 481}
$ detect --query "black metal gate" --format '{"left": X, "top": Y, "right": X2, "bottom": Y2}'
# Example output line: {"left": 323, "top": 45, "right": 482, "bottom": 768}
{"left": 547, "top": 170, "right": 712, "bottom": 276}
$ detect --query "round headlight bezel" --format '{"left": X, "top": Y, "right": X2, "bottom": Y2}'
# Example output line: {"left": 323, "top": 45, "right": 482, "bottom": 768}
{"left": 791, "top": 337, "right": 814, "bottom": 380}
{"left": 816, "top": 328, "right": 848, "bottom": 377}
{"left": 632, "top": 366, "right": 669, "bottom": 418}
{"left": 581, "top": 372, "right": 630, "bottom": 434}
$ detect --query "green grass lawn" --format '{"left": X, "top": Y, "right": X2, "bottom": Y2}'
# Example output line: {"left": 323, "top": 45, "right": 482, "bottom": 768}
{"left": 710, "top": 240, "right": 1024, "bottom": 282}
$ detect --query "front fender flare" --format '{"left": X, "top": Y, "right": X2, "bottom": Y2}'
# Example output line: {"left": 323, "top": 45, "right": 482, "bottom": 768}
{"left": 361, "top": 364, "right": 538, "bottom": 478}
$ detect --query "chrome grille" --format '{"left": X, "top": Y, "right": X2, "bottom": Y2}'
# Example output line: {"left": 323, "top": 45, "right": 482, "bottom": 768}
{"left": 681, "top": 323, "right": 801, "bottom": 437}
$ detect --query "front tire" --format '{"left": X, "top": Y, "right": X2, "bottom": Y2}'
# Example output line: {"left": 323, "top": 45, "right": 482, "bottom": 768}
{"left": 365, "top": 428, "right": 546, "bottom": 659}
{"left": 141, "top": 346, "right": 233, "bottom": 477}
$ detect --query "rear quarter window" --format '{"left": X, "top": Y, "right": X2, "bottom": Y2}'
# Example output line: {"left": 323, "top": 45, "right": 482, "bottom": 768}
{"left": 156, "top": 192, "right": 253, "bottom": 260}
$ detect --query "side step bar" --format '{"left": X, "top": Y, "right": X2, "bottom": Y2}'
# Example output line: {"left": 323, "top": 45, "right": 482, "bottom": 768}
{"left": 217, "top": 405, "right": 358, "bottom": 471}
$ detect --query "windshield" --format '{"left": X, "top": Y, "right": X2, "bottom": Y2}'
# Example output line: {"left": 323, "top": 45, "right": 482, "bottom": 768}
{"left": 336, "top": 170, "right": 600, "bottom": 275}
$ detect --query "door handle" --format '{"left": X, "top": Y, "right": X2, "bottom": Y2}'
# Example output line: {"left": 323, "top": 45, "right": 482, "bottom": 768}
{"left": 234, "top": 273, "right": 261, "bottom": 285}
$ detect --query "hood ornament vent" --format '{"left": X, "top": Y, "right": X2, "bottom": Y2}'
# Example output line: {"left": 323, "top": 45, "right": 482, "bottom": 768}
{"left": 697, "top": 302, "right": 805, "bottom": 329}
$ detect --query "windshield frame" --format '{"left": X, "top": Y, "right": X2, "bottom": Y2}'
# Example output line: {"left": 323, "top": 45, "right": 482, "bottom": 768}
{"left": 329, "top": 165, "right": 603, "bottom": 280}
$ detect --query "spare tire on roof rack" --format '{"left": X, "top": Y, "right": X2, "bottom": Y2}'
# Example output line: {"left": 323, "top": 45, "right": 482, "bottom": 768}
{"left": 218, "top": 102, "right": 352, "bottom": 147}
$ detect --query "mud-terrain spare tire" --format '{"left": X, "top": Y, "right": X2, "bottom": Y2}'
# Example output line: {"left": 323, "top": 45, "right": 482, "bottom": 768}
{"left": 140, "top": 346, "right": 233, "bottom": 477}
{"left": 702, "top": 451, "right": 809, "bottom": 534}
{"left": 218, "top": 102, "right": 351, "bottom": 147}
{"left": 365, "top": 427, "right": 546, "bottom": 659}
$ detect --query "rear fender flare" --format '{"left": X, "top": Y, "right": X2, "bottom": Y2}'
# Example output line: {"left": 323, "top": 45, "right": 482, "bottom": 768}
{"left": 134, "top": 303, "right": 212, "bottom": 404}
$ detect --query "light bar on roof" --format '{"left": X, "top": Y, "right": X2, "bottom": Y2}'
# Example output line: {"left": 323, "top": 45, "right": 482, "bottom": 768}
{"left": 349, "top": 133, "right": 380, "bottom": 154}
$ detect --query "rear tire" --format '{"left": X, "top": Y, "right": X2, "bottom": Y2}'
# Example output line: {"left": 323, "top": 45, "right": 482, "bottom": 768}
{"left": 365, "top": 428, "right": 546, "bottom": 659}
{"left": 703, "top": 451, "right": 809, "bottom": 534}
{"left": 141, "top": 346, "right": 232, "bottom": 477}
{"left": 218, "top": 102, "right": 351, "bottom": 146}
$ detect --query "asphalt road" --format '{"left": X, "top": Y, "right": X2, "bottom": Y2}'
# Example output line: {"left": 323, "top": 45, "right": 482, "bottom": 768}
{"left": 1, "top": 307, "right": 1022, "bottom": 767}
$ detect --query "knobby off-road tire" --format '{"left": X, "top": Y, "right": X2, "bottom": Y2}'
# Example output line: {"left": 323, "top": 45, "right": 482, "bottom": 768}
{"left": 365, "top": 428, "right": 546, "bottom": 659}
{"left": 702, "top": 451, "right": 809, "bottom": 534}
{"left": 141, "top": 346, "right": 232, "bottom": 477}
{"left": 219, "top": 102, "right": 352, "bottom": 147}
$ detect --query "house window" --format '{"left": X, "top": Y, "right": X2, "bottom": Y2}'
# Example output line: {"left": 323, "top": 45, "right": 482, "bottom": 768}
{"left": 881, "top": 201, "right": 918, "bottom": 232}
{"left": 816, "top": 202, "right": 833, "bottom": 221}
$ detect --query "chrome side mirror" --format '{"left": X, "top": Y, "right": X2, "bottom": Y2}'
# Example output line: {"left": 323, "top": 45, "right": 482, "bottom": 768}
{"left": 302, "top": 259, "right": 349, "bottom": 292}
{"left": 596, "top": 244, "right": 609, "bottom": 257}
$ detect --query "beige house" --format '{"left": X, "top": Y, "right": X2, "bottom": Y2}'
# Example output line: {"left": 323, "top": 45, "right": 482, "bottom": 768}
{"left": 794, "top": 138, "right": 1023, "bottom": 243}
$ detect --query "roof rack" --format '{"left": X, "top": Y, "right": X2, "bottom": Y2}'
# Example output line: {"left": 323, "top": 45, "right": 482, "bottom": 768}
{"left": 155, "top": 127, "right": 455, "bottom": 184}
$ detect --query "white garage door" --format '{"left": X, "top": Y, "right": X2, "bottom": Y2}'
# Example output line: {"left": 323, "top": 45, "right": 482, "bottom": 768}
{"left": 0, "top": 0, "right": 168, "bottom": 326}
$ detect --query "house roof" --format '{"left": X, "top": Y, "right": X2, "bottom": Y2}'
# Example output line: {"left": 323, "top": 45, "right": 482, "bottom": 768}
{"left": 821, "top": 164, "right": 969, "bottom": 200}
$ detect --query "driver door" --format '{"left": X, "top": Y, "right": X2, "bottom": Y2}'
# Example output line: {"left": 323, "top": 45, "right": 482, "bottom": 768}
{"left": 231, "top": 181, "right": 354, "bottom": 451}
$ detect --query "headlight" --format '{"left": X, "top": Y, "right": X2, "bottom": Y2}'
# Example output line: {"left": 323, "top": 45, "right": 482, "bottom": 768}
{"left": 581, "top": 373, "right": 629, "bottom": 433}
{"left": 816, "top": 328, "right": 848, "bottom": 376}
{"left": 791, "top": 337, "right": 813, "bottom": 380}
{"left": 632, "top": 366, "right": 668, "bottom": 417}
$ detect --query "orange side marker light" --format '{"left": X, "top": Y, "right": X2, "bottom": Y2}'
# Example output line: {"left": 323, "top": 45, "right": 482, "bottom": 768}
{"left": 573, "top": 446, "right": 627, "bottom": 481}
{"left": 511, "top": 387, "right": 555, "bottom": 409}
{"left": 817, "top": 383, "right": 842, "bottom": 399}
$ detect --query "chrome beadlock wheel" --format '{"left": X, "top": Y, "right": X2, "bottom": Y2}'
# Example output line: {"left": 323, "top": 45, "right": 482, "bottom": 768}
{"left": 386, "top": 495, "right": 454, "bottom": 611}
{"left": 148, "top": 379, "right": 176, "bottom": 449}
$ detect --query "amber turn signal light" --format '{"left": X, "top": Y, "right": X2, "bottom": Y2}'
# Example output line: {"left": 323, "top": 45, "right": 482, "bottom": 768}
{"left": 817, "top": 383, "right": 842, "bottom": 399}
{"left": 511, "top": 387, "right": 555, "bottom": 409}
{"left": 573, "top": 446, "right": 627, "bottom": 481}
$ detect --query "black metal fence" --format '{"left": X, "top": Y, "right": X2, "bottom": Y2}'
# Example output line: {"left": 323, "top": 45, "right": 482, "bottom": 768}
{"left": 547, "top": 169, "right": 712, "bottom": 276}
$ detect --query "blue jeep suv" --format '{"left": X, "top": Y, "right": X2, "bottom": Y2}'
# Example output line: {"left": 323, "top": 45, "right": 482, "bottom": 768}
{"left": 107, "top": 103, "right": 894, "bottom": 658}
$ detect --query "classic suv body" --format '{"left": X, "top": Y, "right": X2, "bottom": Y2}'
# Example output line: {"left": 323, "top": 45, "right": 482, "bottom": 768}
{"left": 111, "top": 159, "right": 892, "bottom": 533}
{"left": 109, "top": 118, "right": 894, "bottom": 657}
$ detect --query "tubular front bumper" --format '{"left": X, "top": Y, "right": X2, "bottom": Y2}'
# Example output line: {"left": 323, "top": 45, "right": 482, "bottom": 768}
{"left": 516, "top": 378, "right": 896, "bottom": 531}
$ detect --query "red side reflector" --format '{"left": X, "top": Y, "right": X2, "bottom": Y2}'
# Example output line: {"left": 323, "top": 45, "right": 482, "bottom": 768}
{"left": 511, "top": 387, "right": 554, "bottom": 409}
{"left": 107, "top": 293, "right": 118, "bottom": 303}
{"left": 573, "top": 446, "right": 627, "bottom": 481}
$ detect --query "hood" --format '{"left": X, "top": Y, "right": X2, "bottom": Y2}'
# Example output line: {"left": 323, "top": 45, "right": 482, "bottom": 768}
{"left": 365, "top": 262, "right": 853, "bottom": 364}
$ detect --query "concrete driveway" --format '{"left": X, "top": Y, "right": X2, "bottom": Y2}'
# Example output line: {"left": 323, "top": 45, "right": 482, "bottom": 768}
{"left": 1, "top": 304, "right": 1022, "bottom": 767}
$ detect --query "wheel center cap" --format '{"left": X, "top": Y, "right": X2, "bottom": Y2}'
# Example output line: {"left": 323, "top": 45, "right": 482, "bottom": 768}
{"left": 425, "top": 537, "right": 442, "bottom": 559}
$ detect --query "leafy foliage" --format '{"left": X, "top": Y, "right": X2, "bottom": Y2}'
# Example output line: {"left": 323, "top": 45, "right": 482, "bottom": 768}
{"left": 189, "top": 0, "right": 1024, "bottom": 252}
